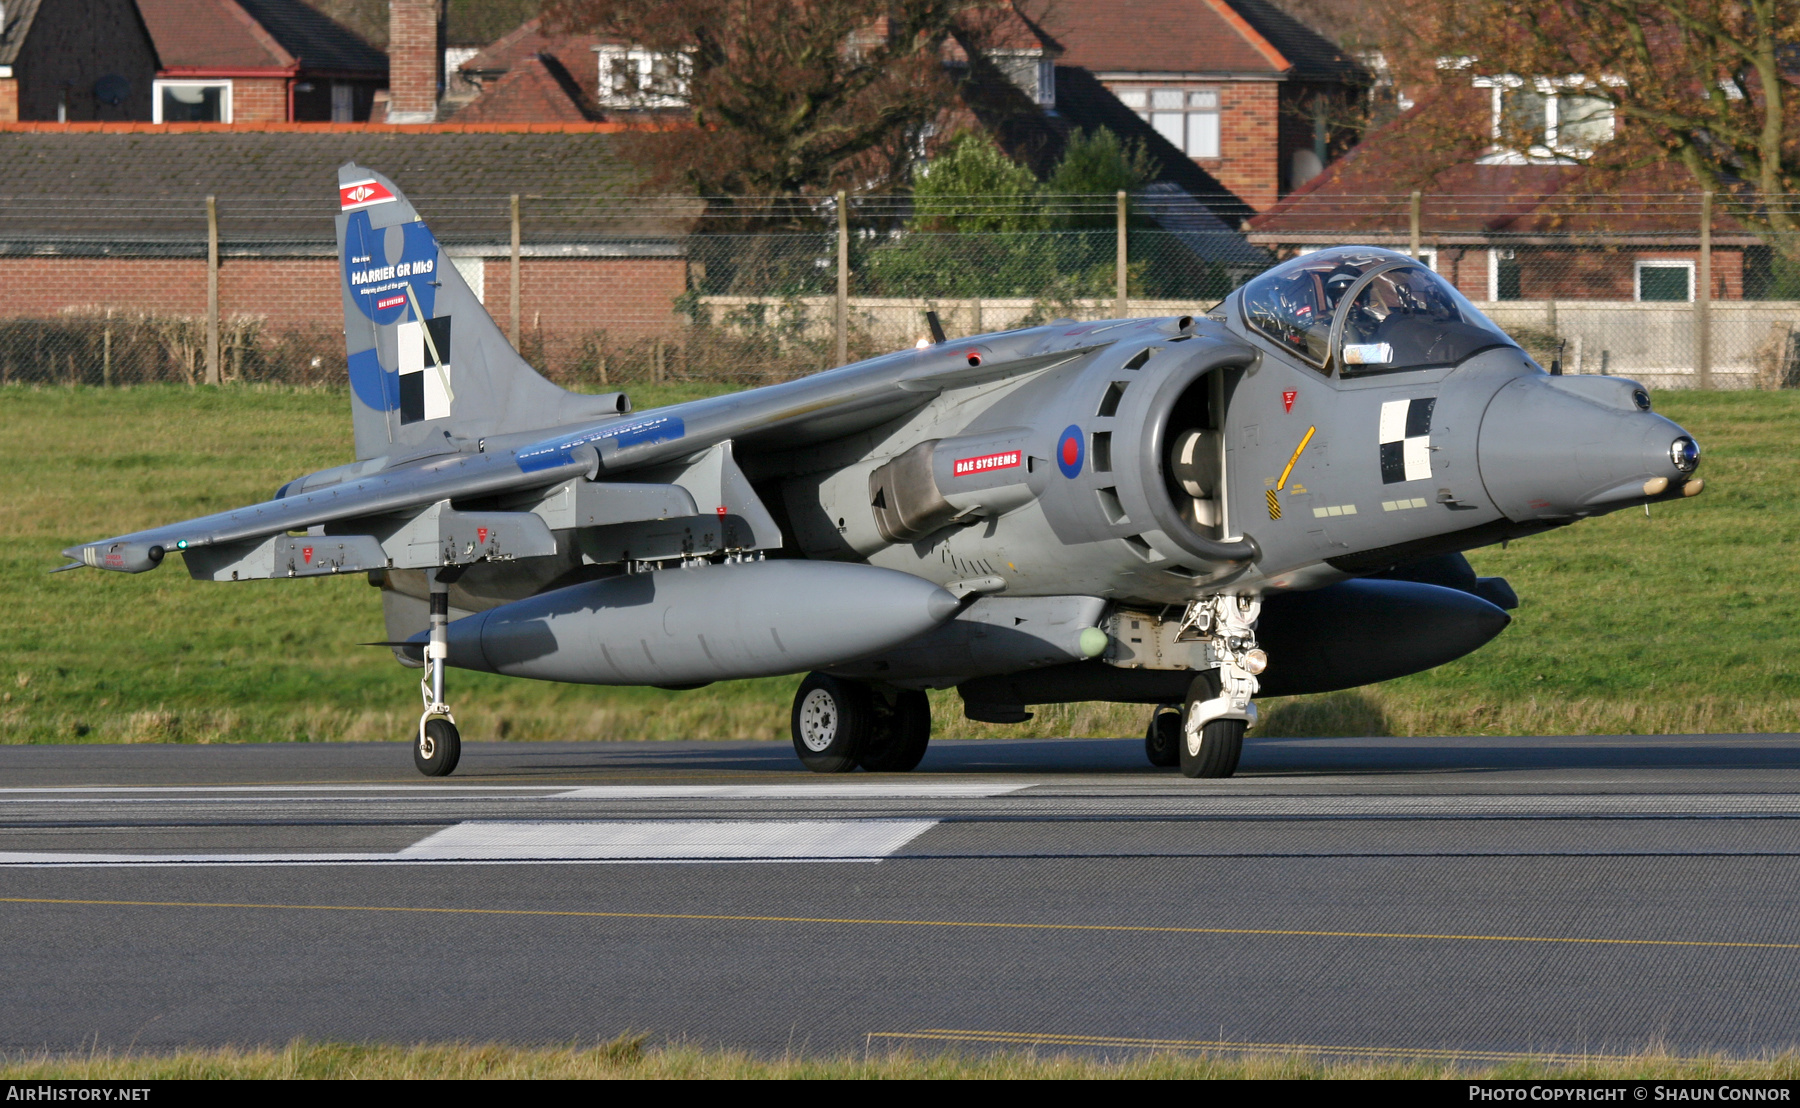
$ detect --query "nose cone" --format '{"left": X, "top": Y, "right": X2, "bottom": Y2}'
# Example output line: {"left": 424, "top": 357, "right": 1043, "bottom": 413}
{"left": 1478, "top": 375, "right": 1700, "bottom": 522}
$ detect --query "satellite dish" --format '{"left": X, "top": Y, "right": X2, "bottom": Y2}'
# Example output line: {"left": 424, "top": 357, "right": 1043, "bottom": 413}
{"left": 93, "top": 75, "right": 130, "bottom": 106}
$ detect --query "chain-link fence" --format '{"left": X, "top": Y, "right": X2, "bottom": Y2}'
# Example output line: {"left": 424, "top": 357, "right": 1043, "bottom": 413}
{"left": 2, "top": 191, "right": 1796, "bottom": 391}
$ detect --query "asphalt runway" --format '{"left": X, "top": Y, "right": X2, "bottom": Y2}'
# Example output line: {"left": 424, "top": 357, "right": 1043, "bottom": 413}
{"left": 6, "top": 733, "right": 1800, "bottom": 1062}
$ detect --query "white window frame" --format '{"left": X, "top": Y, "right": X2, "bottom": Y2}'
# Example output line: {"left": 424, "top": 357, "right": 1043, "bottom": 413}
{"left": 152, "top": 79, "right": 232, "bottom": 124}
{"left": 593, "top": 45, "right": 689, "bottom": 108}
{"left": 1121, "top": 86, "right": 1220, "bottom": 159}
{"left": 989, "top": 50, "right": 1055, "bottom": 107}
{"left": 1472, "top": 74, "right": 1618, "bottom": 162}
{"left": 1635, "top": 259, "right": 1694, "bottom": 303}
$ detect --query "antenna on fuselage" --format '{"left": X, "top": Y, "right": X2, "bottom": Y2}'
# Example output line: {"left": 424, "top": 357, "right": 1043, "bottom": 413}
{"left": 925, "top": 310, "right": 947, "bottom": 345}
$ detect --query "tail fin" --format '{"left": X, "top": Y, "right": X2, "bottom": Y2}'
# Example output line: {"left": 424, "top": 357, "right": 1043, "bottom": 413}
{"left": 335, "top": 164, "right": 628, "bottom": 460}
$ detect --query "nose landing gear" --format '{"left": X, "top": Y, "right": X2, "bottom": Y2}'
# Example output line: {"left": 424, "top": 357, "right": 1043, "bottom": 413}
{"left": 1173, "top": 595, "right": 1263, "bottom": 779}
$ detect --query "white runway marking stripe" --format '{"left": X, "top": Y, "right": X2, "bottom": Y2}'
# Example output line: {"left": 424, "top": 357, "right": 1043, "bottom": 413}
{"left": 0, "top": 783, "right": 1033, "bottom": 801}
{"left": 552, "top": 784, "right": 1030, "bottom": 799}
{"left": 0, "top": 820, "right": 938, "bottom": 867}
{"left": 401, "top": 820, "right": 938, "bottom": 859}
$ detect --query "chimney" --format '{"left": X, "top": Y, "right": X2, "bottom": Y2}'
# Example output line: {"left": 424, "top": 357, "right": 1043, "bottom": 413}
{"left": 386, "top": 0, "right": 443, "bottom": 123}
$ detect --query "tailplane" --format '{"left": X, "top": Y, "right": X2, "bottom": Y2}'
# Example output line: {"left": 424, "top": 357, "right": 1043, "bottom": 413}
{"left": 335, "top": 164, "right": 627, "bottom": 460}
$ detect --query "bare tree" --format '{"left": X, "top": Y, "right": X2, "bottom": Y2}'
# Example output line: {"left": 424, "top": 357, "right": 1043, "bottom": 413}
{"left": 544, "top": 0, "right": 996, "bottom": 199}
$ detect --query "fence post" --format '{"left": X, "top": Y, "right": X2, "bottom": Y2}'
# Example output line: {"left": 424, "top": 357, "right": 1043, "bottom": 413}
{"left": 1408, "top": 190, "right": 1422, "bottom": 262}
{"left": 509, "top": 194, "right": 521, "bottom": 348}
{"left": 1115, "top": 190, "right": 1128, "bottom": 317}
{"left": 1698, "top": 190, "right": 1713, "bottom": 389}
{"left": 205, "top": 195, "right": 220, "bottom": 386}
{"left": 102, "top": 308, "right": 112, "bottom": 388}
{"left": 835, "top": 190, "right": 849, "bottom": 366}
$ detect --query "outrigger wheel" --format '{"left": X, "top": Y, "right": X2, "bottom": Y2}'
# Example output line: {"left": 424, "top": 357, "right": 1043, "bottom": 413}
{"left": 791, "top": 672, "right": 874, "bottom": 773}
{"left": 415, "top": 717, "right": 461, "bottom": 777}
{"left": 1144, "top": 705, "right": 1181, "bottom": 768}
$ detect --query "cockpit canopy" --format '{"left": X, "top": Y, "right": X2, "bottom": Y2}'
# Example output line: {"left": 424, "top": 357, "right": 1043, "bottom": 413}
{"left": 1238, "top": 247, "right": 1518, "bottom": 375}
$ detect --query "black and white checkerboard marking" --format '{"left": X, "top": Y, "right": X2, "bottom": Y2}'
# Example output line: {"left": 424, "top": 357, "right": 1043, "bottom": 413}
{"left": 1379, "top": 397, "right": 1435, "bottom": 484}
{"left": 398, "top": 315, "right": 453, "bottom": 424}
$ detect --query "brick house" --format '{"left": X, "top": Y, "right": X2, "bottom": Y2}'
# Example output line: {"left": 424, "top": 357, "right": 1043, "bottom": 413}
{"left": 0, "top": 0, "right": 385, "bottom": 123}
{"left": 1244, "top": 109, "right": 1760, "bottom": 304}
{"left": 0, "top": 0, "right": 160, "bottom": 122}
{"left": 450, "top": 18, "right": 609, "bottom": 122}
{"left": 1041, "top": 0, "right": 1369, "bottom": 211}
{"left": 135, "top": 0, "right": 386, "bottom": 122}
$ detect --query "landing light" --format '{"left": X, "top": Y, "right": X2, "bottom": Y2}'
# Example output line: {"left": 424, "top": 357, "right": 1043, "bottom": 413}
{"left": 1243, "top": 648, "right": 1269, "bottom": 675}
{"left": 1670, "top": 437, "right": 1700, "bottom": 473}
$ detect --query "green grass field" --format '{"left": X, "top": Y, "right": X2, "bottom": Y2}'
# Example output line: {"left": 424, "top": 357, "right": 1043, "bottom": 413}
{"left": 2, "top": 383, "right": 1795, "bottom": 745}
{"left": 6, "top": 1037, "right": 1800, "bottom": 1079}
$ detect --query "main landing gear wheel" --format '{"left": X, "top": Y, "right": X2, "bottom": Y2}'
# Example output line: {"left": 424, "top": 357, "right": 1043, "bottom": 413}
{"left": 415, "top": 717, "right": 461, "bottom": 777}
{"left": 860, "top": 689, "right": 931, "bottom": 773}
{"left": 1144, "top": 706, "right": 1181, "bottom": 768}
{"left": 791, "top": 673, "right": 874, "bottom": 773}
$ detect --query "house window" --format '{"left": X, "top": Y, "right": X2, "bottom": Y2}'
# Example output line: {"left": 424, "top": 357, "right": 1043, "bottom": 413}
{"left": 1479, "top": 78, "right": 1616, "bottom": 157}
{"left": 1636, "top": 260, "right": 1694, "bottom": 302}
{"left": 1119, "top": 88, "right": 1220, "bottom": 158}
{"left": 593, "top": 46, "right": 689, "bottom": 108}
{"left": 153, "top": 80, "right": 231, "bottom": 123}
{"left": 993, "top": 52, "right": 1054, "bottom": 107}
{"left": 1491, "top": 249, "right": 1523, "bottom": 300}
{"left": 330, "top": 83, "right": 354, "bottom": 122}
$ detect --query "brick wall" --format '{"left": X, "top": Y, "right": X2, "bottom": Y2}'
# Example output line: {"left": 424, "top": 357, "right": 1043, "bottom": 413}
{"left": 1518, "top": 247, "right": 1743, "bottom": 301}
{"left": 1441, "top": 248, "right": 1491, "bottom": 301}
{"left": 0, "top": 257, "right": 211, "bottom": 316}
{"left": 1212, "top": 82, "right": 1279, "bottom": 211}
{"left": 388, "top": 0, "right": 442, "bottom": 121}
{"left": 483, "top": 257, "right": 689, "bottom": 345}
{"left": 0, "top": 254, "right": 688, "bottom": 336}
{"left": 0, "top": 79, "right": 16, "bottom": 122}
{"left": 230, "top": 78, "right": 290, "bottom": 123}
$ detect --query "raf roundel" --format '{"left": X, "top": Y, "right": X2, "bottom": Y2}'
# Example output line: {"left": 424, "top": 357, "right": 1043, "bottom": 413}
{"left": 1056, "top": 424, "right": 1084, "bottom": 478}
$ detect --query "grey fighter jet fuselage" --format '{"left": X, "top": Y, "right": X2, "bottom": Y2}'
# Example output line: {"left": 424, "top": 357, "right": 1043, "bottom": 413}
{"left": 65, "top": 167, "right": 1706, "bottom": 778}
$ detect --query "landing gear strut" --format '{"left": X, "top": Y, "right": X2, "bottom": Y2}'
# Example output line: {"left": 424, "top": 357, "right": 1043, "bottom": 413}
{"left": 1175, "top": 595, "right": 1265, "bottom": 779}
{"left": 414, "top": 571, "right": 461, "bottom": 777}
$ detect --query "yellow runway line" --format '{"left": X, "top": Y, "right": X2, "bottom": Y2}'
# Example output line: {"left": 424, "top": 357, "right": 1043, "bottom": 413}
{"left": 5, "top": 896, "right": 1800, "bottom": 953}
{"left": 868, "top": 1028, "right": 1647, "bottom": 1064}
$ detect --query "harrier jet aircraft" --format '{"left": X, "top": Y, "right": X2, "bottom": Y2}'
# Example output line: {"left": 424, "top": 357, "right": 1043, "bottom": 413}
{"left": 63, "top": 166, "right": 1706, "bottom": 778}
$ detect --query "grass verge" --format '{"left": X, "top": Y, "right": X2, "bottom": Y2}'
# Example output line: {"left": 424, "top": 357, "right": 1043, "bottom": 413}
{"left": 6, "top": 1037, "right": 1800, "bottom": 1079}
{"left": 3, "top": 384, "right": 1796, "bottom": 744}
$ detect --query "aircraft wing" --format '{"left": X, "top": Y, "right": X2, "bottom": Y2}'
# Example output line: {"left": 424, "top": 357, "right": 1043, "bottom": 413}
{"left": 63, "top": 335, "right": 1112, "bottom": 578}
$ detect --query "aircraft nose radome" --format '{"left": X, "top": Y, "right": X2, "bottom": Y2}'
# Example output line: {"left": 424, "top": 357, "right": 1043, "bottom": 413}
{"left": 1476, "top": 376, "right": 1699, "bottom": 522}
